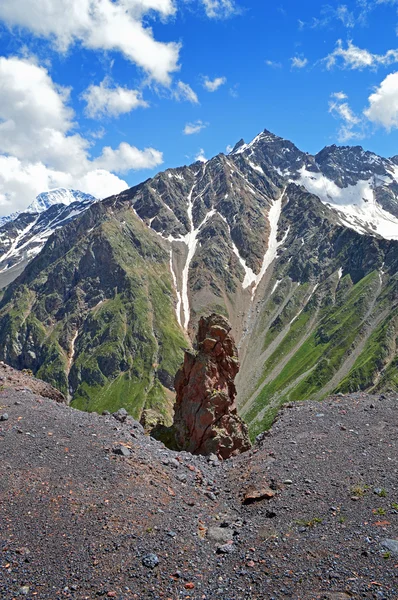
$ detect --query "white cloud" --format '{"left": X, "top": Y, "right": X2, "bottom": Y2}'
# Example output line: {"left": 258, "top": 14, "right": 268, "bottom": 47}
{"left": 201, "top": 0, "right": 239, "bottom": 19}
{"left": 93, "top": 142, "right": 163, "bottom": 173}
{"left": 83, "top": 78, "right": 148, "bottom": 118}
{"left": 0, "top": 0, "right": 180, "bottom": 84}
{"left": 331, "top": 91, "right": 348, "bottom": 101}
{"left": 226, "top": 144, "right": 233, "bottom": 153}
{"left": 174, "top": 81, "right": 199, "bottom": 103}
{"left": 203, "top": 76, "right": 227, "bottom": 92}
{"left": 329, "top": 91, "right": 364, "bottom": 142}
{"left": 265, "top": 60, "right": 282, "bottom": 68}
{"left": 325, "top": 39, "right": 398, "bottom": 70}
{"left": 291, "top": 56, "right": 308, "bottom": 68}
{"left": 336, "top": 5, "right": 355, "bottom": 27}
{"left": 183, "top": 120, "right": 207, "bottom": 135}
{"left": 364, "top": 71, "right": 398, "bottom": 130}
{"left": 0, "top": 56, "right": 163, "bottom": 216}
{"left": 195, "top": 148, "right": 207, "bottom": 163}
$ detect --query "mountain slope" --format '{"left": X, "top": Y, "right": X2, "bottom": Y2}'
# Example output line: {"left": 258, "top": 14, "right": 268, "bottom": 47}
{"left": 0, "top": 196, "right": 187, "bottom": 423}
{"left": 0, "top": 129, "right": 397, "bottom": 433}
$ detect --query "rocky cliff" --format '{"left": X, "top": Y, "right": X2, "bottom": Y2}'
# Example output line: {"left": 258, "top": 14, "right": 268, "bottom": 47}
{"left": 173, "top": 314, "right": 251, "bottom": 458}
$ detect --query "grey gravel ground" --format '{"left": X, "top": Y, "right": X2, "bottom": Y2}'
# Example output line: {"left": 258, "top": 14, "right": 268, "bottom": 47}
{"left": 0, "top": 389, "right": 397, "bottom": 599}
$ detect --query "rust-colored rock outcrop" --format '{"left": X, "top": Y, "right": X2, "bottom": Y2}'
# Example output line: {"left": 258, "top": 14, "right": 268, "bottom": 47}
{"left": 173, "top": 314, "right": 251, "bottom": 459}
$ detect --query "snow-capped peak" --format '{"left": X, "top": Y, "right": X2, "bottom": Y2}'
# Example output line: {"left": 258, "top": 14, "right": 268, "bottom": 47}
{"left": 27, "top": 188, "right": 97, "bottom": 214}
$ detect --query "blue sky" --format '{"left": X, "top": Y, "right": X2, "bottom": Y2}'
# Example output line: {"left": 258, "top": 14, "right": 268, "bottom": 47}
{"left": 1, "top": 0, "right": 398, "bottom": 214}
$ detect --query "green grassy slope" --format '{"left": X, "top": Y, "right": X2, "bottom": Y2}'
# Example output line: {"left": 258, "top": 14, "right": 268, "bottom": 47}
{"left": 0, "top": 199, "right": 186, "bottom": 422}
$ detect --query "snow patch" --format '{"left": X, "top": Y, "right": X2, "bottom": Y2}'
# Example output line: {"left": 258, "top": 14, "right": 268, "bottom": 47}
{"left": 297, "top": 167, "right": 398, "bottom": 240}
{"left": 169, "top": 249, "right": 182, "bottom": 327}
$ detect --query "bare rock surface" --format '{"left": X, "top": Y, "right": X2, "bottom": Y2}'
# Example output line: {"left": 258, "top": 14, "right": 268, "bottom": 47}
{"left": 0, "top": 361, "right": 66, "bottom": 403}
{"left": 0, "top": 390, "right": 397, "bottom": 599}
{"left": 173, "top": 314, "right": 251, "bottom": 459}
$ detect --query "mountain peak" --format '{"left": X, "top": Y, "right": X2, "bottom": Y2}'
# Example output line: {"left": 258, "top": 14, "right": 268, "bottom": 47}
{"left": 27, "top": 188, "right": 97, "bottom": 214}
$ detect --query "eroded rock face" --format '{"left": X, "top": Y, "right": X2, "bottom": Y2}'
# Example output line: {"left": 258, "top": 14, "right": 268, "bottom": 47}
{"left": 173, "top": 314, "right": 251, "bottom": 459}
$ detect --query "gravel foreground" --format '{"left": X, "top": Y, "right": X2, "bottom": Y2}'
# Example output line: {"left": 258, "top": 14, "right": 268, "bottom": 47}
{"left": 0, "top": 390, "right": 397, "bottom": 600}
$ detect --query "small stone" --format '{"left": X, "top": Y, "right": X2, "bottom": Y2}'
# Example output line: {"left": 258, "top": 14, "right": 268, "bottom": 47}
{"left": 176, "top": 473, "right": 187, "bottom": 483}
{"left": 207, "top": 527, "right": 234, "bottom": 544}
{"left": 169, "top": 458, "right": 180, "bottom": 469}
{"left": 19, "top": 586, "right": 29, "bottom": 596}
{"left": 351, "top": 496, "right": 359, "bottom": 501}
{"left": 166, "top": 531, "right": 176, "bottom": 538}
{"left": 113, "top": 408, "right": 128, "bottom": 422}
{"left": 142, "top": 553, "right": 159, "bottom": 569}
{"left": 184, "top": 582, "right": 195, "bottom": 590}
{"left": 107, "top": 592, "right": 117, "bottom": 598}
{"left": 205, "top": 491, "right": 217, "bottom": 501}
{"left": 0, "top": 413, "right": 9, "bottom": 421}
{"left": 216, "top": 543, "right": 234, "bottom": 554}
{"left": 102, "top": 410, "right": 110, "bottom": 416}
{"left": 112, "top": 445, "right": 131, "bottom": 457}
{"left": 381, "top": 539, "right": 398, "bottom": 555}
{"left": 242, "top": 485, "right": 275, "bottom": 504}
{"left": 283, "top": 479, "right": 293, "bottom": 485}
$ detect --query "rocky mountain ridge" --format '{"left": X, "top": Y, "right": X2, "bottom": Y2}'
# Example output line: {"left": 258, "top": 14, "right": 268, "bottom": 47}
{"left": 0, "top": 128, "right": 397, "bottom": 434}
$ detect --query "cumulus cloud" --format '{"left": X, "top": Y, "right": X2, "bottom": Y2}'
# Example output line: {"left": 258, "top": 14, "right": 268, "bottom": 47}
{"left": 0, "top": 0, "right": 180, "bottom": 84}
{"left": 364, "top": 71, "right": 398, "bottom": 130}
{"left": 82, "top": 78, "right": 148, "bottom": 118}
{"left": 291, "top": 56, "right": 308, "bottom": 68}
{"left": 203, "top": 76, "right": 227, "bottom": 91}
{"left": 174, "top": 81, "right": 199, "bottom": 103}
{"left": 201, "top": 0, "right": 239, "bottom": 19}
{"left": 329, "top": 91, "right": 363, "bottom": 141}
{"left": 183, "top": 121, "right": 207, "bottom": 135}
{"left": 195, "top": 148, "right": 207, "bottom": 163}
{"left": 325, "top": 39, "right": 398, "bottom": 70}
{"left": 0, "top": 56, "right": 163, "bottom": 216}
{"left": 93, "top": 143, "right": 163, "bottom": 173}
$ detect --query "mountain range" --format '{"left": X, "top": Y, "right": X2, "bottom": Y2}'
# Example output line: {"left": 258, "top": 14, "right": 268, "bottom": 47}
{"left": 0, "top": 129, "right": 397, "bottom": 437}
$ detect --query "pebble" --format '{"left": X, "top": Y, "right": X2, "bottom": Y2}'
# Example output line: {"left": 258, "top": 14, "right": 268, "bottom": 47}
{"left": 207, "top": 527, "right": 234, "bottom": 544}
{"left": 205, "top": 491, "right": 217, "bottom": 501}
{"left": 19, "top": 586, "right": 30, "bottom": 595}
{"left": 381, "top": 539, "right": 398, "bottom": 555}
{"left": 166, "top": 531, "right": 177, "bottom": 538}
{"left": 142, "top": 553, "right": 159, "bottom": 569}
{"left": 113, "top": 408, "right": 128, "bottom": 422}
{"left": 217, "top": 543, "right": 235, "bottom": 554}
{"left": 112, "top": 445, "right": 131, "bottom": 457}
{"left": 283, "top": 479, "right": 293, "bottom": 485}
{"left": 0, "top": 413, "right": 9, "bottom": 421}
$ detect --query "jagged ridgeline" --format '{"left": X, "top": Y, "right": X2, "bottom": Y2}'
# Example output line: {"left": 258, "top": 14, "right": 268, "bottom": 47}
{"left": 0, "top": 129, "right": 397, "bottom": 433}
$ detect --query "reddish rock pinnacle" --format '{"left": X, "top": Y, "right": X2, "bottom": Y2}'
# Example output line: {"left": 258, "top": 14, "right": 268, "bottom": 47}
{"left": 173, "top": 314, "right": 251, "bottom": 459}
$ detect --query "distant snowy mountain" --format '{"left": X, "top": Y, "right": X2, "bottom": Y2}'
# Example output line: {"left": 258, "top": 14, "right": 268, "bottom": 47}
{"left": 0, "top": 211, "right": 22, "bottom": 227}
{"left": 27, "top": 188, "right": 97, "bottom": 214}
{"left": 0, "top": 192, "right": 97, "bottom": 288}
